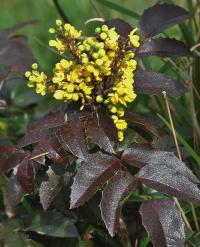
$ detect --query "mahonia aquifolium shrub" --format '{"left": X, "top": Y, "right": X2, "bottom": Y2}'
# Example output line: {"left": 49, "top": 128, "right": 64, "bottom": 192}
{"left": 25, "top": 20, "right": 140, "bottom": 141}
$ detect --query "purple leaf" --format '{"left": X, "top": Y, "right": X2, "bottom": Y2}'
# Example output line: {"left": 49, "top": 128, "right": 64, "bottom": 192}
{"left": 138, "top": 163, "right": 200, "bottom": 204}
{"left": 39, "top": 167, "right": 63, "bottom": 210}
{"left": 8, "top": 174, "right": 25, "bottom": 208}
{"left": 0, "top": 145, "right": 17, "bottom": 173}
{"left": 34, "top": 131, "right": 69, "bottom": 165}
{"left": 124, "top": 111, "right": 162, "bottom": 137}
{"left": 70, "top": 152, "right": 121, "bottom": 208}
{"left": 140, "top": 4, "right": 190, "bottom": 37}
{"left": 16, "top": 154, "right": 35, "bottom": 194}
{"left": 139, "top": 199, "right": 185, "bottom": 247}
{"left": 135, "top": 70, "right": 187, "bottom": 98}
{"left": 19, "top": 112, "right": 66, "bottom": 147}
{"left": 105, "top": 19, "right": 132, "bottom": 39}
{"left": 100, "top": 170, "right": 137, "bottom": 237}
{"left": 122, "top": 143, "right": 199, "bottom": 184}
{"left": 0, "top": 36, "right": 35, "bottom": 75}
{"left": 57, "top": 119, "right": 88, "bottom": 160}
{"left": 136, "top": 38, "right": 192, "bottom": 57}
{"left": 84, "top": 114, "right": 115, "bottom": 154}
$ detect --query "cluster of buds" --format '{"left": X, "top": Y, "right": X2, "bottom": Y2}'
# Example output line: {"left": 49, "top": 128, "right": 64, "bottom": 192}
{"left": 25, "top": 20, "right": 140, "bottom": 141}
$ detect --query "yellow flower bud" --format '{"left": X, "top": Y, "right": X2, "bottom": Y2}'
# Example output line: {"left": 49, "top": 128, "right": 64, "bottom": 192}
{"left": 49, "top": 28, "right": 55, "bottom": 34}
{"left": 117, "top": 108, "right": 124, "bottom": 117}
{"left": 72, "top": 93, "right": 79, "bottom": 101}
{"left": 98, "top": 49, "right": 106, "bottom": 57}
{"left": 54, "top": 90, "right": 65, "bottom": 100}
{"left": 78, "top": 45, "right": 85, "bottom": 51}
{"left": 95, "top": 59, "right": 103, "bottom": 66}
{"left": 95, "top": 27, "right": 101, "bottom": 33}
{"left": 115, "top": 120, "right": 127, "bottom": 130}
{"left": 32, "top": 63, "right": 38, "bottom": 70}
{"left": 100, "top": 32, "right": 107, "bottom": 40}
{"left": 96, "top": 95, "right": 103, "bottom": 103}
{"left": 82, "top": 57, "right": 89, "bottom": 64}
{"left": 25, "top": 71, "right": 31, "bottom": 78}
{"left": 110, "top": 106, "right": 117, "bottom": 114}
{"left": 102, "top": 25, "right": 108, "bottom": 32}
{"left": 67, "top": 84, "right": 75, "bottom": 93}
{"left": 92, "top": 52, "right": 99, "bottom": 59}
{"left": 56, "top": 19, "right": 62, "bottom": 26}
{"left": 118, "top": 131, "right": 124, "bottom": 142}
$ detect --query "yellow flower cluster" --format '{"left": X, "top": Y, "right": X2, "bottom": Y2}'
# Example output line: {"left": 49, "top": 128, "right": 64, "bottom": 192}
{"left": 25, "top": 20, "right": 140, "bottom": 142}
{"left": 25, "top": 63, "right": 48, "bottom": 96}
{"left": 104, "top": 50, "right": 138, "bottom": 141}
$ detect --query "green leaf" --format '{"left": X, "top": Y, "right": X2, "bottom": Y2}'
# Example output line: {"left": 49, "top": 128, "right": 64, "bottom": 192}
{"left": 95, "top": 0, "right": 139, "bottom": 19}
{"left": 139, "top": 236, "right": 150, "bottom": 247}
{"left": 25, "top": 211, "right": 78, "bottom": 238}
{"left": 188, "top": 232, "right": 200, "bottom": 247}
{"left": 0, "top": 219, "right": 26, "bottom": 247}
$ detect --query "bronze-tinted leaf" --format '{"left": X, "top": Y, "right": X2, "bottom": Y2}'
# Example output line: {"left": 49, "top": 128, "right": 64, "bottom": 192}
{"left": 0, "top": 145, "right": 17, "bottom": 173}
{"left": 33, "top": 131, "right": 69, "bottom": 165}
{"left": 100, "top": 170, "right": 137, "bottom": 237}
{"left": 16, "top": 153, "right": 35, "bottom": 194}
{"left": 140, "top": 4, "right": 190, "bottom": 37}
{"left": 19, "top": 112, "right": 65, "bottom": 147}
{"left": 134, "top": 70, "right": 187, "bottom": 98}
{"left": 0, "top": 20, "right": 38, "bottom": 77}
{"left": 122, "top": 143, "right": 199, "bottom": 184}
{"left": 8, "top": 174, "right": 25, "bottom": 208}
{"left": 138, "top": 163, "right": 200, "bottom": 204}
{"left": 124, "top": 111, "right": 162, "bottom": 137}
{"left": 139, "top": 199, "right": 185, "bottom": 247}
{"left": 84, "top": 114, "right": 115, "bottom": 154}
{"left": 39, "top": 167, "right": 63, "bottom": 210}
{"left": 0, "top": 36, "right": 35, "bottom": 76}
{"left": 105, "top": 19, "right": 132, "bottom": 39}
{"left": 57, "top": 119, "right": 88, "bottom": 160}
{"left": 136, "top": 38, "right": 192, "bottom": 57}
{"left": 70, "top": 152, "right": 121, "bottom": 208}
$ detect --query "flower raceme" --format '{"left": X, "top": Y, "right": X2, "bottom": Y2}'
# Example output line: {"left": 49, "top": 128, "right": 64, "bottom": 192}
{"left": 25, "top": 20, "right": 140, "bottom": 141}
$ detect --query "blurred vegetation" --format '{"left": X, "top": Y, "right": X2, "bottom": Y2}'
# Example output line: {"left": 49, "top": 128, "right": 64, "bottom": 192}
{"left": 0, "top": 0, "right": 200, "bottom": 246}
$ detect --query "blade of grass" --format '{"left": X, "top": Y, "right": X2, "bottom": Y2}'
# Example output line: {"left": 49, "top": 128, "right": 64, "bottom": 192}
{"left": 158, "top": 114, "right": 200, "bottom": 165}
{"left": 95, "top": 0, "right": 140, "bottom": 20}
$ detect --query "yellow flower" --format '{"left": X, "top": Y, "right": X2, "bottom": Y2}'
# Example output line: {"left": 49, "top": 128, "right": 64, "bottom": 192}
{"left": 26, "top": 23, "right": 140, "bottom": 141}
{"left": 54, "top": 90, "right": 65, "bottom": 100}
{"left": 129, "top": 28, "right": 140, "bottom": 48}
{"left": 49, "top": 39, "right": 66, "bottom": 54}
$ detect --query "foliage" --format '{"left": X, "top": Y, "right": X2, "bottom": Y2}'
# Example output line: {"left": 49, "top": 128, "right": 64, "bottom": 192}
{"left": 0, "top": 1, "right": 200, "bottom": 247}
